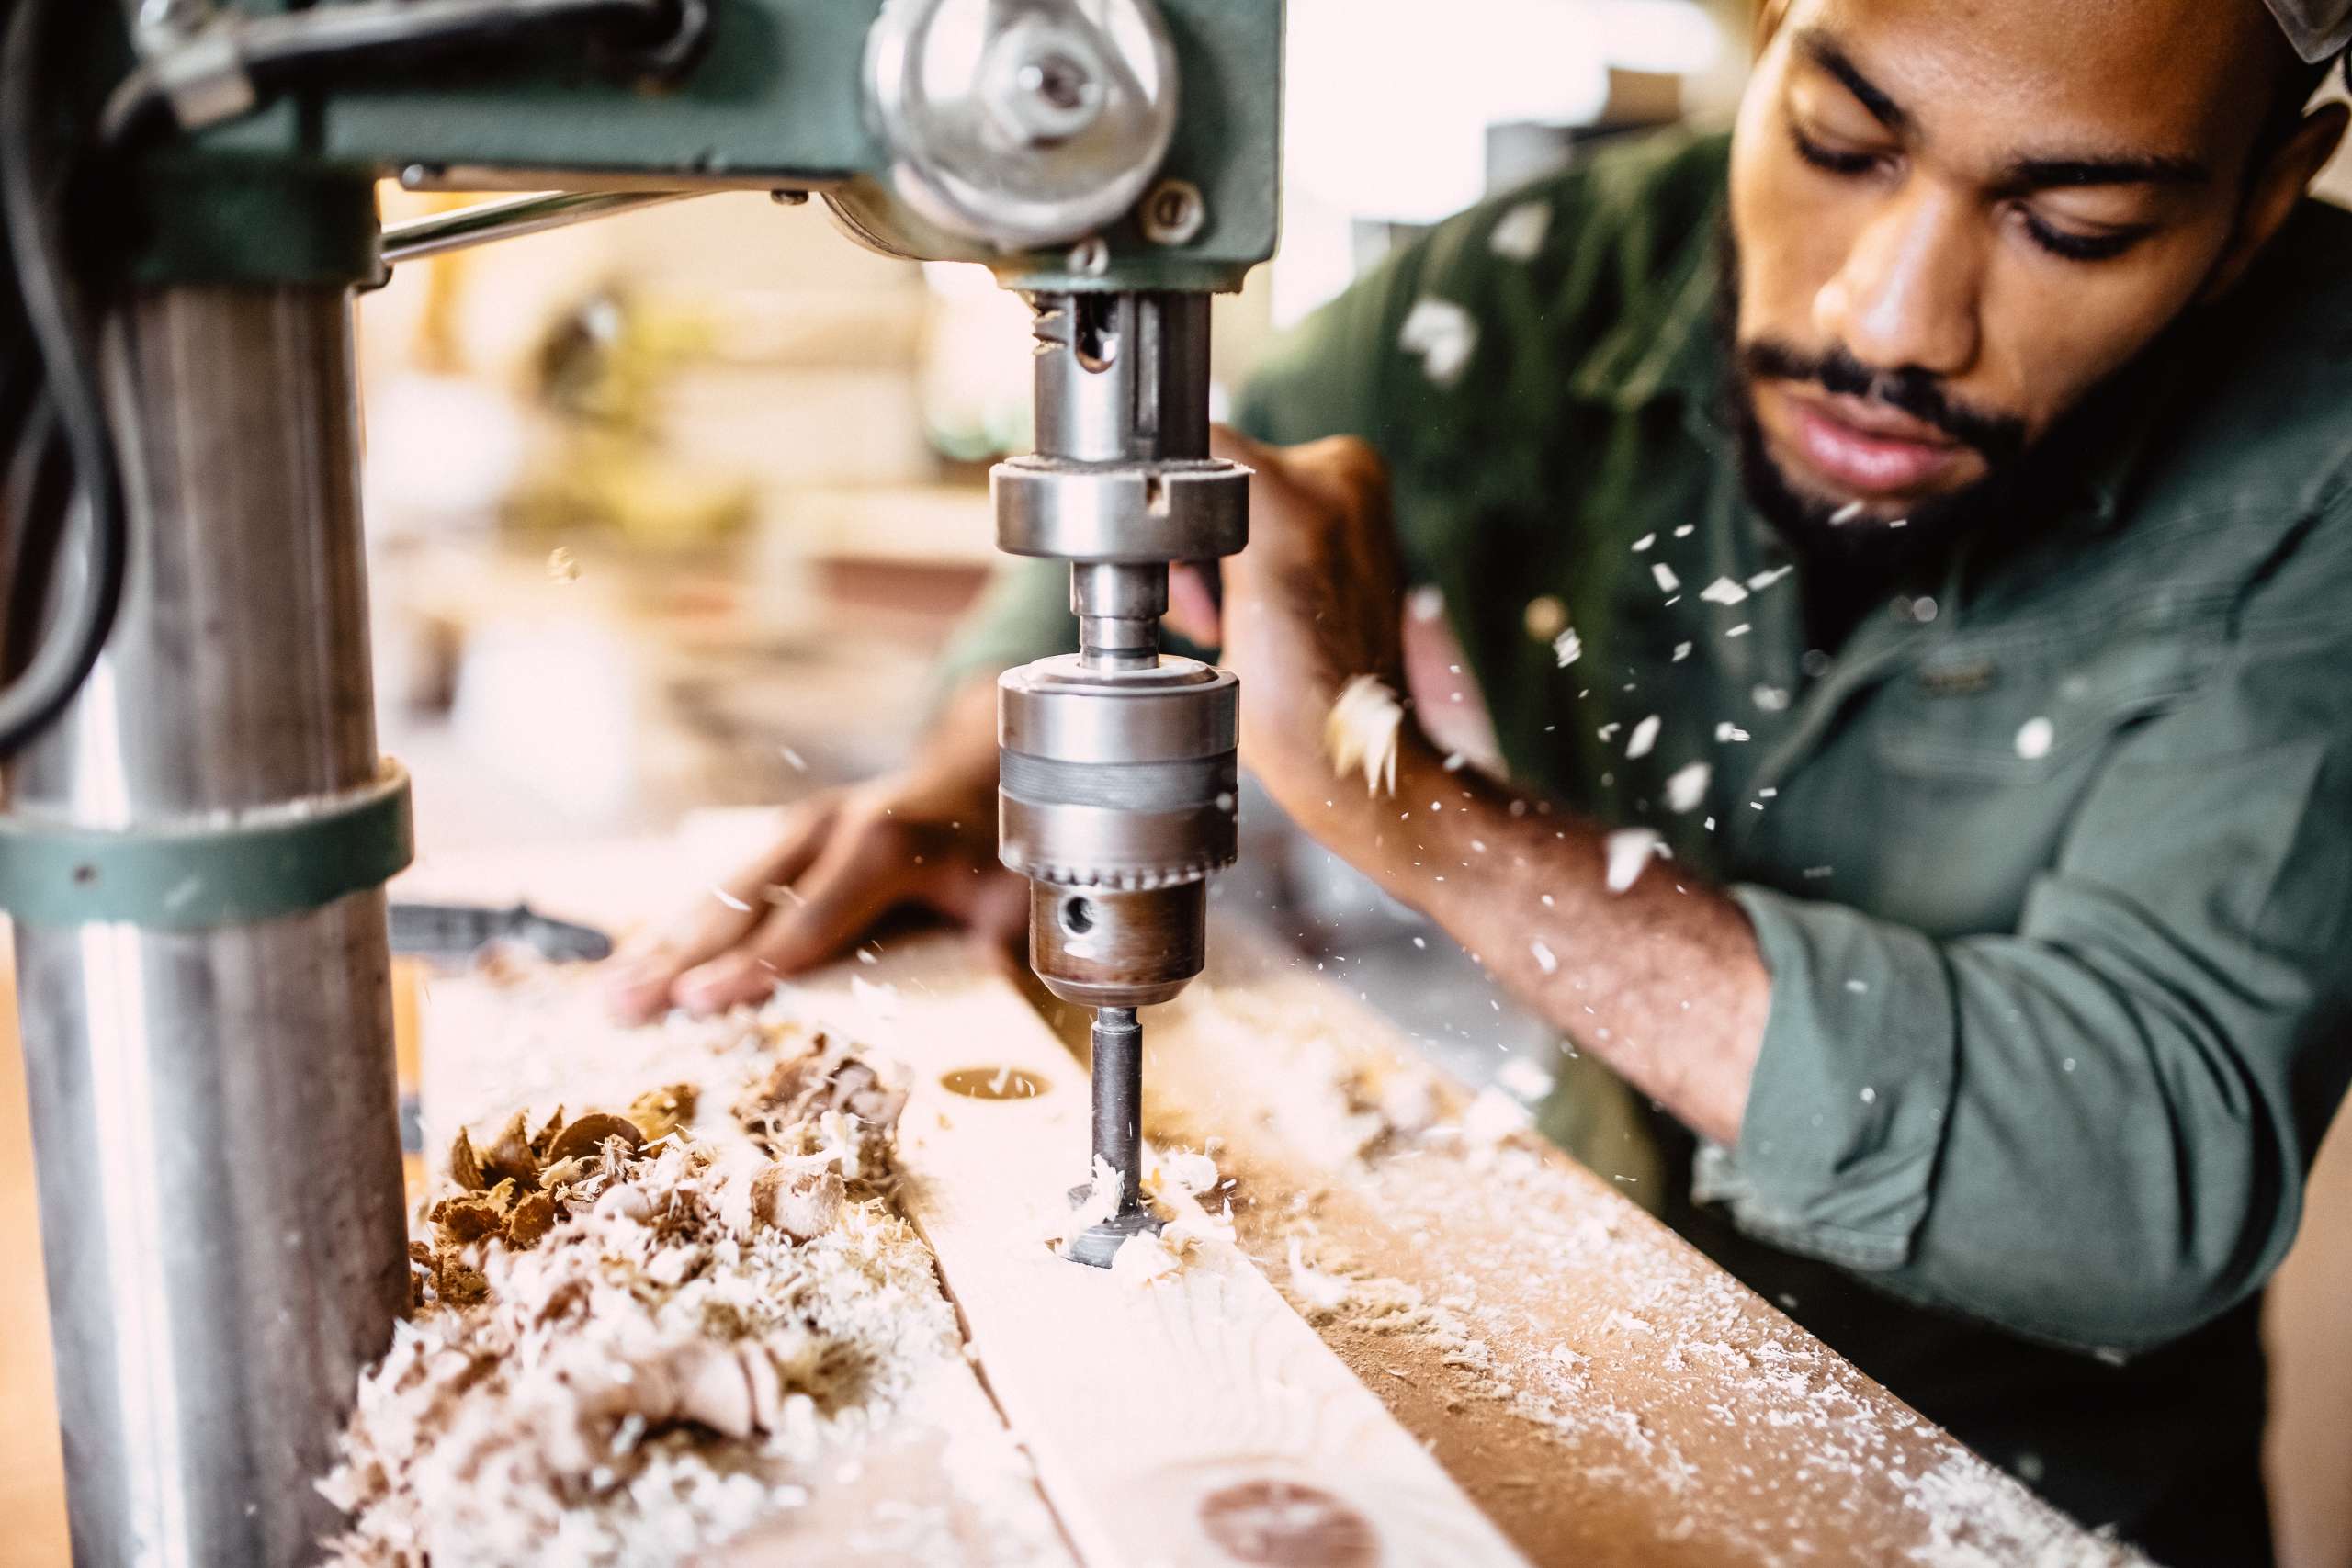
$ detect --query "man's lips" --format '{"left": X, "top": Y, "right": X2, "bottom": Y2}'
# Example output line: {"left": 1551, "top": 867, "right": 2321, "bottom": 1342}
{"left": 1782, "top": 390, "right": 1963, "bottom": 498}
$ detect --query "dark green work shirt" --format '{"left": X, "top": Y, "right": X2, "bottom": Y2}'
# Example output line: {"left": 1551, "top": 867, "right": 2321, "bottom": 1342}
{"left": 938, "top": 132, "right": 2352, "bottom": 1562}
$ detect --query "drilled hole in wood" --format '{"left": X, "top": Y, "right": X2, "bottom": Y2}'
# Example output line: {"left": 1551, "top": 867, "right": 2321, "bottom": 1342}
{"left": 938, "top": 1066, "right": 1051, "bottom": 1100}
{"left": 1197, "top": 1481, "right": 1377, "bottom": 1568}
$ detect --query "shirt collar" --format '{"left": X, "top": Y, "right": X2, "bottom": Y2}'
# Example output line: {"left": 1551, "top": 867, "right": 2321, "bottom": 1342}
{"left": 2052, "top": 339, "right": 2197, "bottom": 534}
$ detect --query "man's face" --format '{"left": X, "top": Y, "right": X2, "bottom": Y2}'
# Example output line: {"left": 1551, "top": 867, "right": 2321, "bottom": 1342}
{"left": 1727, "top": 0, "right": 2292, "bottom": 534}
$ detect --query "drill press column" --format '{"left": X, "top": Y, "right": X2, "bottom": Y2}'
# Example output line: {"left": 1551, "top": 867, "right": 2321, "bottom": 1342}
{"left": 6, "top": 286, "right": 410, "bottom": 1565}
{"left": 993, "top": 290, "right": 1248, "bottom": 1266}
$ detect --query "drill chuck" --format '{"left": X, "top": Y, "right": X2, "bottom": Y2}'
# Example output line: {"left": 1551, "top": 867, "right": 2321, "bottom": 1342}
{"left": 999, "top": 652, "right": 1236, "bottom": 1008}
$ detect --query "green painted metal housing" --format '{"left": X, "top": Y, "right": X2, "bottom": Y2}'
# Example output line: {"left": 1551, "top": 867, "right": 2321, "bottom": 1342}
{"left": 138, "top": 0, "right": 1282, "bottom": 292}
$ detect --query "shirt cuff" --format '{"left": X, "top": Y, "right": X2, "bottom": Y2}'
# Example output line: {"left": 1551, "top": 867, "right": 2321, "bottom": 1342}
{"left": 1693, "top": 886, "right": 1959, "bottom": 1271}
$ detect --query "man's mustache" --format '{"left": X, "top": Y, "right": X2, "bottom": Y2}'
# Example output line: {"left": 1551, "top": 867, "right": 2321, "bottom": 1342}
{"left": 1739, "top": 339, "right": 2029, "bottom": 464}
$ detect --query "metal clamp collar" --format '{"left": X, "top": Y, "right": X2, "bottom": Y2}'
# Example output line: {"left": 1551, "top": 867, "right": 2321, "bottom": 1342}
{"left": 0, "top": 760, "right": 414, "bottom": 930}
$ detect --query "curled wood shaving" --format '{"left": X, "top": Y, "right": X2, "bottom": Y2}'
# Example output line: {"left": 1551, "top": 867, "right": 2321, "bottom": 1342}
{"left": 750, "top": 1167, "right": 847, "bottom": 1244}
{"left": 732, "top": 1028, "right": 906, "bottom": 1185}
{"left": 545, "top": 1112, "right": 644, "bottom": 1166}
{"left": 447, "top": 1129, "right": 486, "bottom": 1192}
{"left": 628, "top": 1083, "right": 698, "bottom": 1145}
{"left": 475, "top": 1111, "right": 542, "bottom": 1189}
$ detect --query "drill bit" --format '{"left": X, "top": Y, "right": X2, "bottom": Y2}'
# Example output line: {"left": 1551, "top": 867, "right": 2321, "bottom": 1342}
{"left": 1066, "top": 1006, "right": 1159, "bottom": 1268}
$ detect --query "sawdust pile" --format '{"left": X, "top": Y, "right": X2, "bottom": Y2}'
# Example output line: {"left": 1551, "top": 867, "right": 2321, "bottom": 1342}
{"left": 1271, "top": 1124, "right": 2150, "bottom": 1565}
{"left": 321, "top": 1034, "right": 945, "bottom": 1567}
{"left": 1159, "top": 978, "right": 2144, "bottom": 1562}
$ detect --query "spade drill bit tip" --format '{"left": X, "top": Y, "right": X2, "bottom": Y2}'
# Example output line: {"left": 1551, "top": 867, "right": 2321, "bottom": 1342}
{"left": 1067, "top": 1005, "right": 1158, "bottom": 1269}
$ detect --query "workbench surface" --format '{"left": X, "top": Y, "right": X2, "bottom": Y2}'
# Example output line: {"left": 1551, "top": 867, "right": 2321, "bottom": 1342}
{"left": 396, "top": 818, "right": 2132, "bottom": 1567}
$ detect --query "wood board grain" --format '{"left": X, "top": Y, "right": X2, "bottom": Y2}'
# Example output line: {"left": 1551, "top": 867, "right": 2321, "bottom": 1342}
{"left": 785, "top": 941, "right": 1532, "bottom": 1568}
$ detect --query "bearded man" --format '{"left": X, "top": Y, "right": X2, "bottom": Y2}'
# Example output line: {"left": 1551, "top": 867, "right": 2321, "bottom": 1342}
{"left": 609, "top": 4, "right": 2352, "bottom": 1558}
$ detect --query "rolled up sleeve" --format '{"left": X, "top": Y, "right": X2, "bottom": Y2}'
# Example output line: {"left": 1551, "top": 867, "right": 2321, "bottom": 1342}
{"left": 1699, "top": 635, "right": 2352, "bottom": 1354}
{"left": 1702, "top": 888, "right": 1957, "bottom": 1271}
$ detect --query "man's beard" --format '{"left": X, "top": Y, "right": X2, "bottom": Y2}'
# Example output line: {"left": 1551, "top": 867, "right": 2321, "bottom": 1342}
{"left": 1715, "top": 229, "right": 2034, "bottom": 576}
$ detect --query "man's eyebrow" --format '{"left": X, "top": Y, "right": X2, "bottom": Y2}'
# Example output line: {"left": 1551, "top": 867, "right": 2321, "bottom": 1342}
{"left": 1792, "top": 28, "right": 1906, "bottom": 131}
{"left": 2000, "top": 154, "right": 2211, "bottom": 192}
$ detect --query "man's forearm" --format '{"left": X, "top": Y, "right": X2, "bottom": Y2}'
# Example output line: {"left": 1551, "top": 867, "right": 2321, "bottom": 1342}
{"left": 1287, "top": 729, "right": 1771, "bottom": 1146}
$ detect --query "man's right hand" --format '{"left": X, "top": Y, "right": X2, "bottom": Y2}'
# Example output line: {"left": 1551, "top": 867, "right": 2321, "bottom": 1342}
{"left": 601, "top": 682, "right": 1025, "bottom": 1022}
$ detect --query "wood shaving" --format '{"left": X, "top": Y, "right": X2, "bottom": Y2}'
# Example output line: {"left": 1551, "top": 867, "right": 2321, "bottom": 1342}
{"left": 1107, "top": 1229, "right": 1189, "bottom": 1288}
{"left": 476, "top": 1111, "right": 543, "bottom": 1188}
{"left": 1042, "top": 1156, "right": 1123, "bottom": 1258}
{"left": 628, "top": 1083, "right": 698, "bottom": 1145}
{"left": 1325, "top": 674, "right": 1404, "bottom": 796}
{"left": 750, "top": 1166, "right": 848, "bottom": 1243}
{"left": 544, "top": 1111, "right": 646, "bottom": 1166}
{"left": 1140, "top": 1145, "right": 1219, "bottom": 1201}
{"left": 733, "top": 1029, "right": 907, "bottom": 1184}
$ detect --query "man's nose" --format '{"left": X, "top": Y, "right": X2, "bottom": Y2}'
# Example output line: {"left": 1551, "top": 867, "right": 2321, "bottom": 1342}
{"left": 1814, "top": 182, "right": 1984, "bottom": 379}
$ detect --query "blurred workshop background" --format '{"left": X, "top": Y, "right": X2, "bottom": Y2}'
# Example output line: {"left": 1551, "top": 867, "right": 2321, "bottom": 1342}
{"left": 3, "top": 1, "right": 2349, "bottom": 1562}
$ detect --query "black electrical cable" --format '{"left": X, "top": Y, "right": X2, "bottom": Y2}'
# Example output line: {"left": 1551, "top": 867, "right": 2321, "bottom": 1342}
{"left": 0, "top": 0, "right": 128, "bottom": 761}
{"left": 2, "top": 398, "right": 70, "bottom": 680}
{"left": 0, "top": 0, "right": 706, "bottom": 758}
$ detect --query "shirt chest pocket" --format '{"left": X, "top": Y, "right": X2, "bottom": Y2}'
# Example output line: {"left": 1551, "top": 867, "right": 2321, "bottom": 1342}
{"left": 1869, "top": 603, "right": 2222, "bottom": 786}
{"left": 1813, "top": 614, "right": 2218, "bottom": 936}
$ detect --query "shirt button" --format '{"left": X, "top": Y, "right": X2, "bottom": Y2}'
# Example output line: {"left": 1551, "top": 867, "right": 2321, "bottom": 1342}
{"left": 1892, "top": 594, "right": 1939, "bottom": 623}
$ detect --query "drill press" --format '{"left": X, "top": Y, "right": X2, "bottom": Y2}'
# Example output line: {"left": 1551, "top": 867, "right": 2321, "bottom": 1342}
{"left": 0, "top": 0, "right": 1276, "bottom": 1559}
{"left": 998, "top": 288, "right": 1245, "bottom": 1263}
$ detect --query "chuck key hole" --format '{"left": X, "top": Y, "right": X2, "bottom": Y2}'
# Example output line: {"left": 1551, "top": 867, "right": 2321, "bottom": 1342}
{"left": 1060, "top": 896, "right": 1097, "bottom": 936}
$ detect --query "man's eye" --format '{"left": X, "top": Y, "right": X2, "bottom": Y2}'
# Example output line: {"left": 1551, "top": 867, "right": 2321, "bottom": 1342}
{"left": 2016, "top": 209, "right": 2150, "bottom": 264}
{"left": 1788, "top": 122, "right": 1889, "bottom": 178}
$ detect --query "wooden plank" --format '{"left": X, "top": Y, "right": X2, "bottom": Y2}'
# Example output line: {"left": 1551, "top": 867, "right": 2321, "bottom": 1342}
{"left": 403, "top": 819, "right": 2131, "bottom": 1566}
{"left": 784, "top": 941, "right": 1533, "bottom": 1568}
{"left": 412, "top": 859, "right": 1527, "bottom": 1563}
{"left": 1122, "top": 932, "right": 2141, "bottom": 1567}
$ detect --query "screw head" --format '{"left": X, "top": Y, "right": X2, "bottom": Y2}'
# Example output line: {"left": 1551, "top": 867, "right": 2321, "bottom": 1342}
{"left": 1021, "top": 54, "right": 1093, "bottom": 113}
{"left": 1139, "top": 178, "right": 1206, "bottom": 246}
{"left": 983, "top": 24, "right": 1109, "bottom": 145}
